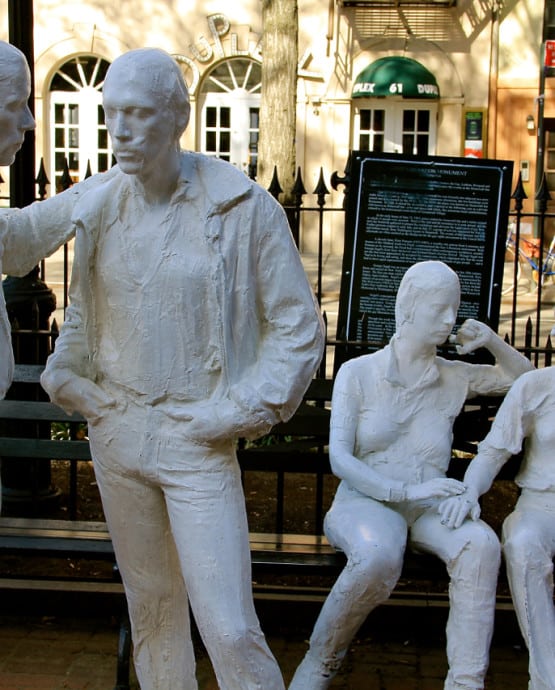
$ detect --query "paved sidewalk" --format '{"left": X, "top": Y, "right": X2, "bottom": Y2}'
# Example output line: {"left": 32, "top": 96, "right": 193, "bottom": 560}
{"left": 0, "top": 604, "right": 531, "bottom": 689}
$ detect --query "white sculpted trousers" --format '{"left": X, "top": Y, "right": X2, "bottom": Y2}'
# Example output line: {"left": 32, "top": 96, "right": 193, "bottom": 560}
{"left": 502, "top": 490, "right": 555, "bottom": 690}
{"left": 295, "top": 492, "right": 500, "bottom": 690}
{"left": 88, "top": 394, "right": 285, "bottom": 690}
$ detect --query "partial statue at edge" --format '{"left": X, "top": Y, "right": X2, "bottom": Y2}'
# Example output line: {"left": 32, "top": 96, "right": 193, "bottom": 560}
{"left": 41, "top": 48, "right": 324, "bottom": 690}
{"left": 0, "top": 41, "right": 114, "bottom": 514}
{"left": 440, "top": 364, "right": 555, "bottom": 690}
{"left": 289, "top": 260, "right": 533, "bottom": 690}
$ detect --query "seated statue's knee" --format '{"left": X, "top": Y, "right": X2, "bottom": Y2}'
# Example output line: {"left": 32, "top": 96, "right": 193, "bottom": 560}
{"left": 454, "top": 527, "right": 500, "bottom": 574}
{"left": 208, "top": 618, "right": 261, "bottom": 658}
{"left": 348, "top": 545, "right": 403, "bottom": 595}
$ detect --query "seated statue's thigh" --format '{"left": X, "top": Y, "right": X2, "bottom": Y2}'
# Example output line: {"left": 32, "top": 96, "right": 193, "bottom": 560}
{"left": 503, "top": 507, "right": 555, "bottom": 558}
{"left": 410, "top": 510, "right": 499, "bottom": 564}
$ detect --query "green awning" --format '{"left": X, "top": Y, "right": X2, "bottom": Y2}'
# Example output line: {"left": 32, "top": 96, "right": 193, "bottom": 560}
{"left": 352, "top": 56, "right": 439, "bottom": 99}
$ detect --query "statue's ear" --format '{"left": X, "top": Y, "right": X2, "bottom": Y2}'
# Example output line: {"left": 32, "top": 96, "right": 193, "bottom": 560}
{"left": 176, "top": 103, "right": 191, "bottom": 138}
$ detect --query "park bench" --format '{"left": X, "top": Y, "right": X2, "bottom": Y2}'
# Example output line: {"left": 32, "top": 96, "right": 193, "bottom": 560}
{"left": 0, "top": 362, "right": 522, "bottom": 688}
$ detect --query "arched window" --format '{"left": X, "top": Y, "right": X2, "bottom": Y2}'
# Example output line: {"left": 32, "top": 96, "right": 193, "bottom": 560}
{"left": 199, "top": 58, "right": 261, "bottom": 177}
{"left": 49, "top": 55, "right": 112, "bottom": 191}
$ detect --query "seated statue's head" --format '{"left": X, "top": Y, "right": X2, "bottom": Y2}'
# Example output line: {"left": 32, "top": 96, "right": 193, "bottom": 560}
{"left": 0, "top": 40, "right": 35, "bottom": 166}
{"left": 102, "top": 48, "right": 190, "bottom": 177}
{"left": 395, "top": 261, "right": 460, "bottom": 343}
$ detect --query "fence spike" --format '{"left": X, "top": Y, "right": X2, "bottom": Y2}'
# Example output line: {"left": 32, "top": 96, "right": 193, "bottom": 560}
{"left": 511, "top": 172, "right": 527, "bottom": 210}
{"left": 535, "top": 172, "right": 552, "bottom": 214}
{"left": 60, "top": 158, "right": 73, "bottom": 191}
{"left": 313, "top": 168, "right": 330, "bottom": 206}
{"left": 85, "top": 161, "right": 93, "bottom": 179}
{"left": 267, "top": 166, "right": 283, "bottom": 199}
{"left": 35, "top": 159, "right": 50, "bottom": 200}
{"left": 293, "top": 167, "right": 307, "bottom": 199}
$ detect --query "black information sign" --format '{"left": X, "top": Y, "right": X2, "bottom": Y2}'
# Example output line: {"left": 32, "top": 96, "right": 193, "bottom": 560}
{"left": 336, "top": 152, "right": 513, "bottom": 366}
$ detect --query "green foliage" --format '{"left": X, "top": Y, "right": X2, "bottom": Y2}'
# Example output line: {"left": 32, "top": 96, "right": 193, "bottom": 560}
{"left": 50, "top": 421, "right": 88, "bottom": 440}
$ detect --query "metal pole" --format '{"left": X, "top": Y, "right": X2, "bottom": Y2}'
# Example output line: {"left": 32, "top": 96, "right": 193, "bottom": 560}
{"left": 8, "top": 0, "right": 35, "bottom": 209}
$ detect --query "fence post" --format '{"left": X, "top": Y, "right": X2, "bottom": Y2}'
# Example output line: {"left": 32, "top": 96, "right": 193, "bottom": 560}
{"left": 313, "top": 168, "right": 330, "bottom": 305}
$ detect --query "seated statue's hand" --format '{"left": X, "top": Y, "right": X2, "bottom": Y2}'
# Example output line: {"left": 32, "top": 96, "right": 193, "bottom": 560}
{"left": 437, "top": 487, "right": 481, "bottom": 529}
{"left": 404, "top": 477, "right": 465, "bottom": 502}
{"left": 449, "top": 319, "right": 492, "bottom": 355}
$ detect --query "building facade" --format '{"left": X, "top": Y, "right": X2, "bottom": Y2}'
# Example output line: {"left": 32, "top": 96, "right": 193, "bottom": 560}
{"left": 0, "top": 0, "right": 551, "bottom": 252}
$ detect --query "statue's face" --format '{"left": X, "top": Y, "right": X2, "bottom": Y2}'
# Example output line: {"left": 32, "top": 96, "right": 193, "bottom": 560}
{"left": 0, "top": 57, "right": 35, "bottom": 166}
{"left": 408, "top": 284, "right": 459, "bottom": 347}
{"left": 103, "top": 66, "right": 177, "bottom": 179}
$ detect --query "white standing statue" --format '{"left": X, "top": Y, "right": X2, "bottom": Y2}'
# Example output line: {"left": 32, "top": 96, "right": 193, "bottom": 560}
{"left": 0, "top": 40, "right": 39, "bottom": 397}
{"left": 0, "top": 40, "right": 115, "bottom": 401}
{"left": 41, "top": 47, "right": 324, "bottom": 690}
{"left": 289, "top": 260, "right": 533, "bottom": 690}
{"left": 440, "top": 365, "right": 555, "bottom": 690}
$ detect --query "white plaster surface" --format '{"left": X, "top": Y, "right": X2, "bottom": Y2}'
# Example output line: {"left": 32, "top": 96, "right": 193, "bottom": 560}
{"left": 41, "top": 48, "right": 324, "bottom": 690}
{"left": 0, "top": 41, "right": 116, "bottom": 403}
{"left": 0, "top": 42, "right": 113, "bottom": 519}
{"left": 442, "top": 365, "right": 555, "bottom": 690}
{"left": 0, "top": 40, "right": 36, "bottom": 399}
{"left": 289, "top": 260, "right": 533, "bottom": 690}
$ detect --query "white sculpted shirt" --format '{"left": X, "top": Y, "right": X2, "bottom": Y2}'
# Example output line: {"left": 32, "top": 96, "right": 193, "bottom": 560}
{"left": 94, "top": 180, "right": 221, "bottom": 404}
{"left": 42, "top": 153, "right": 325, "bottom": 438}
{"left": 330, "top": 337, "right": 521, "bottom": 503}
{"left": 476, "top": 366, "right": 555, "bottom": 492}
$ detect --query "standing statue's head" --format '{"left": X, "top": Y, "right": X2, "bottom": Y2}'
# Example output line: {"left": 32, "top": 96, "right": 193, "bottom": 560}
{"left": 395, "top": 261, "right": 461, "bottom": 343}
{"left": 0, "top": 40, "right": 36, "bottom": 166}
{"left": 102, "top": 48, "right": 190, "bottom": 178}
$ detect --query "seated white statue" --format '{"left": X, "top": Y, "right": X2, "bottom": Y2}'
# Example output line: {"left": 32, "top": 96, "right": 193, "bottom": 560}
{"left": 289, "top": 260, "right": 533, "bottom": 690}
{"left": 440, "top": 365, "right": 555, "bottom": 690}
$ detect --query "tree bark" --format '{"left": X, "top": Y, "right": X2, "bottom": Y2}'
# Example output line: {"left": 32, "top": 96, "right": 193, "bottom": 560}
{"left": 258, "top": 0, "right": 298, "bottom": 201}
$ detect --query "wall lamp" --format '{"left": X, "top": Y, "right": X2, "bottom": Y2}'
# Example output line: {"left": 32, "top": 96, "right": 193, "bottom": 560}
{"left": 527, "top": 114, "right": 536, "bottom": 132}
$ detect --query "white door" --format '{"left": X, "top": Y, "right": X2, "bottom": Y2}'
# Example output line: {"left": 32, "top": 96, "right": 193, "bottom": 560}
{"left": 353, "top": 102, "right": 437, "bottom": 155}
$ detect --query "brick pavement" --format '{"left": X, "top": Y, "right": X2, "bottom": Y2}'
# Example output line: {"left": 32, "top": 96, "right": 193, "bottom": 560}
{"left": 0, "top": 604, "right": 531, "bottom": 689}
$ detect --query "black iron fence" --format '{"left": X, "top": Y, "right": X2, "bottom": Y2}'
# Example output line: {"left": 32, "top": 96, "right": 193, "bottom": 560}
{"left": 2, "top": 157, "right": 555, "bottom": 374}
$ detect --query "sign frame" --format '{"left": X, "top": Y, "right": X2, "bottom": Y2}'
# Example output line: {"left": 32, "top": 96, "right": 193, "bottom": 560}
{"left": 335, "top": 151, "right": 514, "bottom": 370}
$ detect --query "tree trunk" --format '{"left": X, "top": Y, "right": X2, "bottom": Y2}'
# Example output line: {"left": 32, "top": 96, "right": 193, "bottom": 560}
{"left": 258, "top": 0, "right": 298, "bottom": 201}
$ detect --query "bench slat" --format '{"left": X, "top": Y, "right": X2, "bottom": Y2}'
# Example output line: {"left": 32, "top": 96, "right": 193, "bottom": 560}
{"left": 0, "top": 399, "right": 83, "bottom": 423}
{"left": 0, "top": 437, "right": 91, "bottom": 460}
